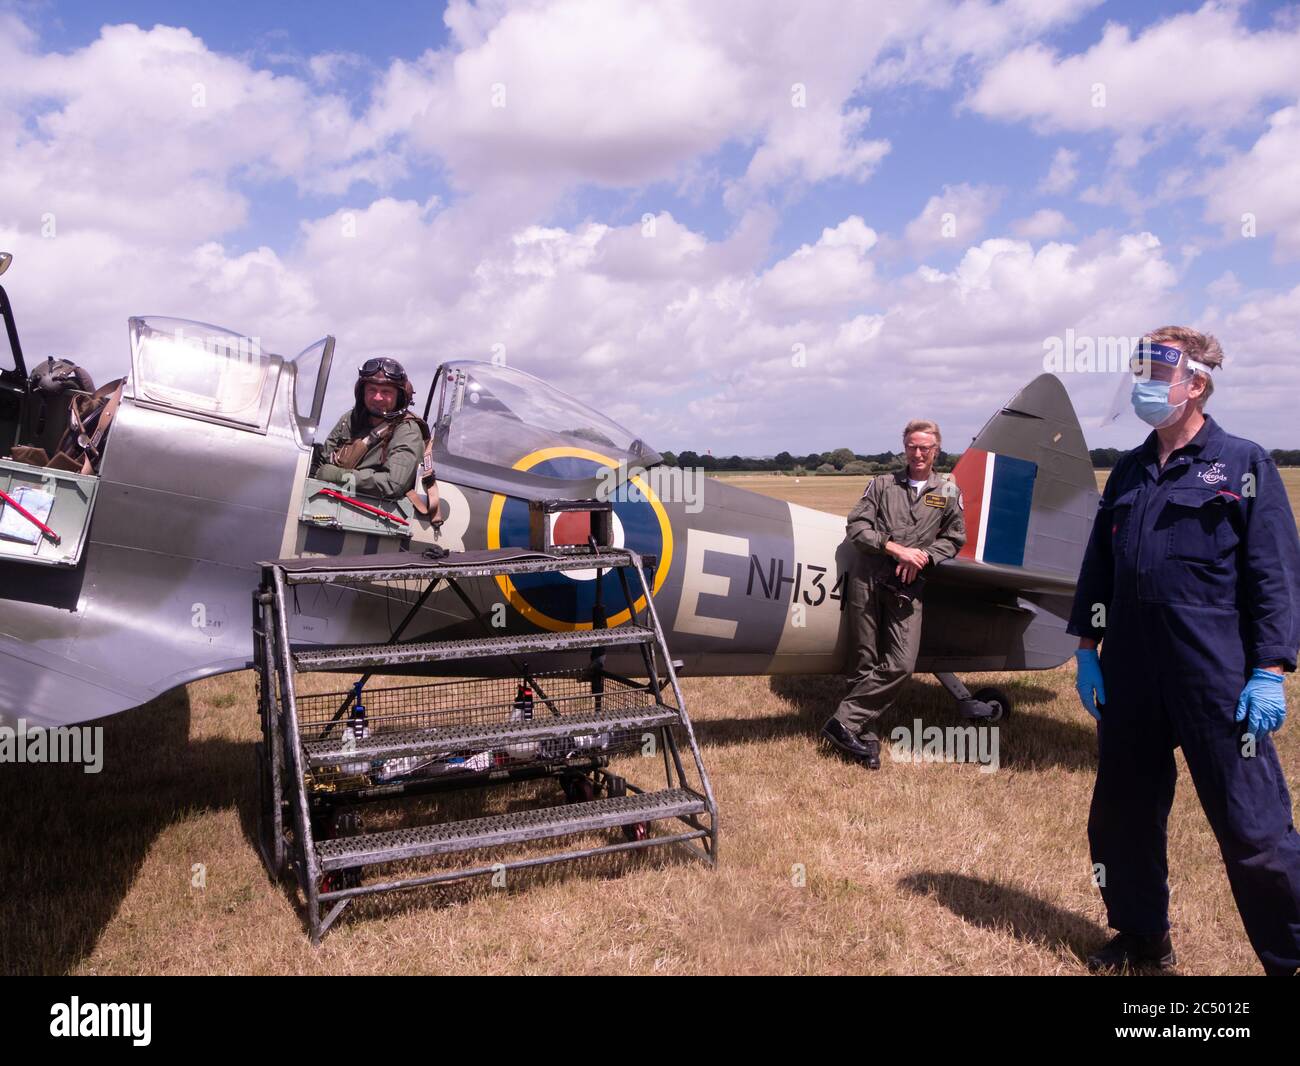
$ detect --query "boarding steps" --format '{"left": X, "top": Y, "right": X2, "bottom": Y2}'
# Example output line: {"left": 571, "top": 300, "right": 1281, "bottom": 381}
{"left": 253, "top": 542, "right": 717, "bottom": 942}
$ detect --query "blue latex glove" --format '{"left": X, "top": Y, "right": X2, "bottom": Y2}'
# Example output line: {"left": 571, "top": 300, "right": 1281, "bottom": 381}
{"left": 1235, "top": 668, "right": 1286, "bottom": 737}
{"left": 1074, "top": 648, "right": 1105, "bottom": 720}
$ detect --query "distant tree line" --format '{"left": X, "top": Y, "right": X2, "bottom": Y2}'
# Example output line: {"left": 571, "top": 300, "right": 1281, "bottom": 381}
{"left": 1089, "top": 448, "right": 1300, "bottom": 467}
{"left": 657, "top": 448, "right": 956, "bottom": 474}
{"left": 656, "top": 446, "right": 1300, "bottom": 473}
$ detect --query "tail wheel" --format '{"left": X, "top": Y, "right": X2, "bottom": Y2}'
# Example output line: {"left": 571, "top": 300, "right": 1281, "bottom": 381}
{"left": 972, "top": 686, "right": 1013, "bottom": 722}
{"left": 622, "top": 821, "right": 649, "bottom": 842}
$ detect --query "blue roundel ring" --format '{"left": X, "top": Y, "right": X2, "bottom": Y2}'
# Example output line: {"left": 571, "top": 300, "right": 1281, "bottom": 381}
{"left": 485, "top": 447, "right": 673, "bottom": 630}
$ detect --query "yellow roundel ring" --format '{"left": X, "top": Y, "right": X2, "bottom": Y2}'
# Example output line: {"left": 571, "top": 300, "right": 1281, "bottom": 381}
{"left": 486, "top": 446, "right": 674, "bottom": 631}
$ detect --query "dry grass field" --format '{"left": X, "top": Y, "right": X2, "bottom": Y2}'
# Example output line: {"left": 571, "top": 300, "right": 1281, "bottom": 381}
{"left": 2, "top": 470, "right": 1297, "bottom": 975}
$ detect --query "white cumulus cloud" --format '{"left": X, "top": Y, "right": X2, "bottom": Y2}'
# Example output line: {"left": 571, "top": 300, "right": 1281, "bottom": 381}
{"left": 1012, "top": 208, "right": 1074, "bottom": 239}
{"left": 1202, "top": 103, "right": 1300, "bottom": 261}
{"left": 967, "top": 3, "right": 1300, "bottom": 134}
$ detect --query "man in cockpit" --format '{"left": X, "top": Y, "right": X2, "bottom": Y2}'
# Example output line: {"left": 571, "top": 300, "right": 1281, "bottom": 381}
{"left": 314, "top": 358, "right": 426, "bottom": 500}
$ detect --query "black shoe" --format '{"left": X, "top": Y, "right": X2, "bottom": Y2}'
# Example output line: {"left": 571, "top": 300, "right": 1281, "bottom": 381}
{"left": 861, "top": 732, "right": 881, "bottom": 771}
{"left": 1087, "top": 932, "right": 1176, "bottom": 973}
{"left": 821, "top": 719, "right": 871, "bottom": 759}
{"left": 1263, "top": 963, "right": 1297, "bottom": 977}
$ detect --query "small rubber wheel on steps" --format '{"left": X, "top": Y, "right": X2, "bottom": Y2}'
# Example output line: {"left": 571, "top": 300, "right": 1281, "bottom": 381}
{"left": 561, "top": 772, "right": 595, "bottom": 803}
{"left": 334, "top": 809, "right": 364, "bottom": 890}
{"left": 320, "top": 808, "right": 364, "bottom": 893}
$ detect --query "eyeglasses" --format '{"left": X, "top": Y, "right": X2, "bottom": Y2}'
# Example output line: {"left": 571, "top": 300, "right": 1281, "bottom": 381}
{"left": 904, "top": 444, "right": 938, "bottom": 453}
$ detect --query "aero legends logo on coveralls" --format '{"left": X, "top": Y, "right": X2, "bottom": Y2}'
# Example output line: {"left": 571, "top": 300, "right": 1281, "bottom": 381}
{"left": 486, "top": 448, "right": 673, "bottom": 631}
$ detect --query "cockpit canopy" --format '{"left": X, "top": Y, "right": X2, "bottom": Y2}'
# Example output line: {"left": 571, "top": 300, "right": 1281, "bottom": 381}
{"left": 123, "top": 318, "right": 659, "bottom": 486}
{"left": 128, "top": 317, "right": 332, "bottom": 439}
{"left": 130, "top": 317, "right": 280, "bottom": 430}
{"left": 432, "top": 361, "right": 660, "bottom": 474}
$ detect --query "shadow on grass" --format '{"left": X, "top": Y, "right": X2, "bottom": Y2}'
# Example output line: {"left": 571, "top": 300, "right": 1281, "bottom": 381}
{"left": 333, "top": 836, "right": 704, "bottom": 936}
{"left": 752, "top": 674, "right": 1100, "bottom": 772}
{"left": 0, "top": 689, "right": 256, "bottom": 975}
{"left": 899, "top": 871, "right": 1104, "bottom": 969}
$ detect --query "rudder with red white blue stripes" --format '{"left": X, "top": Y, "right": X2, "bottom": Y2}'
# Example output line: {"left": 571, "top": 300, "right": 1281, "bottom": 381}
{"left": 952, "top": 449, "right": 1038, "bottom": 567}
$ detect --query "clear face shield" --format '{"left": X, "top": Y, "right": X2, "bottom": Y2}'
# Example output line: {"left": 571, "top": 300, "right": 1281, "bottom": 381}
{"left": 1101, "top": 340, "right": 1212, "bottom": 430}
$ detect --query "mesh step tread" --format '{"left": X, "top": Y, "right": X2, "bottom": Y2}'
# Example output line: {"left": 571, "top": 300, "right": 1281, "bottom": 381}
{"left": 316, "top": 788, "right": 706, "bottom": 869}
{"left": 282, "top": 548, "right": 639, "bottom": 585}
{"left": 293, "top": 625, "right": 656, "bottom": 671}
{"left": 304, "top": 705, "right": 679, "bottom": 765}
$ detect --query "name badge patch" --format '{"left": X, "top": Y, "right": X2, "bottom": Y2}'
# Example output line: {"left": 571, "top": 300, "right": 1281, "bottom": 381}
{"left": 923, "top": 493, "right": 946, "bottom": 508}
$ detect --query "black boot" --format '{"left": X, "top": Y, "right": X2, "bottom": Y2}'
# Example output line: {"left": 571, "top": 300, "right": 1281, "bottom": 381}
{"left": 861, "top": 732, "right": 881, "bottom": 770}
{"left": 1263, "top": 962, "right": 1297, "bottom": 977}
{"left": 821, "top": 719, "right": 871, "bottom": 760}
{"left": 1087, "top": 932, "right": 1176, "bottom": 972}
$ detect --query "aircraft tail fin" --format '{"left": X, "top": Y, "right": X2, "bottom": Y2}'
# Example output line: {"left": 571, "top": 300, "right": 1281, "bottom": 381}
{"left": 949, "top": 374, "right": 1098, "bottom": 579}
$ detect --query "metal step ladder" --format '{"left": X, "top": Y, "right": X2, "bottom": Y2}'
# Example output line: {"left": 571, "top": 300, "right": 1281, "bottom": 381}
{"left": 253, "top": 545, "right": 718, "bottom": 942}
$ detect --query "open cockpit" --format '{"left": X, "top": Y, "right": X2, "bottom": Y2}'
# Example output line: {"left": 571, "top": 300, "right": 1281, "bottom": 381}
{"left": 0, "top": 258, "right": 123, "bottom": 567}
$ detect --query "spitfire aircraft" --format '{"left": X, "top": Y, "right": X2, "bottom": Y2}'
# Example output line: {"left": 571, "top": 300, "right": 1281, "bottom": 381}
{"left": 0, "top": 252, "right": 1098, "bottom": 731}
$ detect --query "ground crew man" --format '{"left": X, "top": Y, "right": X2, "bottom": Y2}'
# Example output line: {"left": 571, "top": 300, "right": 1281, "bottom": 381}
{"left": 1069, "top": 326, "right": 1300, "bottom": 976}
{"left": 823, "top": 420, "right": 966, "bottom": 769}
{"left": 314, "top": 357, "right": 426, "bottom": 500}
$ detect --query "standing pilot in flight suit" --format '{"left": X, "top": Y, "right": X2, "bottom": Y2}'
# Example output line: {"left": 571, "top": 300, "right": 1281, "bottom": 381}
{"left": 1070, "top": 326, "right": 1300, "bottom": 976}
{"left": 824, "top": 420, "right": 966, "bottom": 770}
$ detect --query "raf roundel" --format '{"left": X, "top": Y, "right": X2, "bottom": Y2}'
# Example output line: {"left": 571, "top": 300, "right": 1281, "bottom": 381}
{"left": 486, "top": 447, "right": 674, "bottom": 631}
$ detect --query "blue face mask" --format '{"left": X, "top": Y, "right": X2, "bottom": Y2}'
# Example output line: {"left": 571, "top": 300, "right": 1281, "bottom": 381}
{"left": 1131, "top": 380, "right": 1186, "bottom": 427}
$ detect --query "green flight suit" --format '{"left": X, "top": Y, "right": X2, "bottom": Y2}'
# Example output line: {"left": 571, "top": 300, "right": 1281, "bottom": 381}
{"left": 318, "top": 411, "right": 424, "bottom": 500}
{"left": 832, "top": 470, "right": 967, "bottom": 735}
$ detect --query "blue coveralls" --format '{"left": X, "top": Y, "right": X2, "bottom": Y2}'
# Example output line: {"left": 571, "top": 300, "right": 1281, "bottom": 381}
{"left": 1068, "top": 415, "right": 1300, "bottom": 971}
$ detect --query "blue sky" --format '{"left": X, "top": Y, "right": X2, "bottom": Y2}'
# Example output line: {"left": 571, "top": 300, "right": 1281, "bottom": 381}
{"left": 3, "top": 0, "right": 1300, "bottom": 452}
{"left": 28, "top": 1, "right": 454, "bottom": 65}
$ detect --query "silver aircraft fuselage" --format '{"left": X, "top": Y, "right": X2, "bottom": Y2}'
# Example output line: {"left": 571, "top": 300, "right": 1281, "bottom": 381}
{"left": 0, "top": 314, "right": 1097, "bottom": 729}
